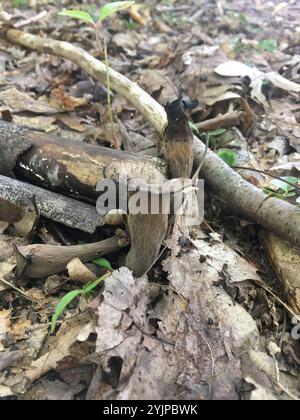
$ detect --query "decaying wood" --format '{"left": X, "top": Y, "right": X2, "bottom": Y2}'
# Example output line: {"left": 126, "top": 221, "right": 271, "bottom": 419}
{"left": 262, "top": 232, "right": 300, "bottom": 313}
{"left": 0, "top": 174, "right": 104, "bottom": 233}
{"left": 2, "top": 28, "right": 300, "bottom": 249}
{"left": 195, "top": 111, "right": 242, "bottom": 132}
{"left": 15, "top": 236, "right": 123, "bottom": 278}
{"left": 0, "top": 121, "right": 166, "bottom": 202}
{"left": 0, "top": 120, "right": 32, "bottom": 177}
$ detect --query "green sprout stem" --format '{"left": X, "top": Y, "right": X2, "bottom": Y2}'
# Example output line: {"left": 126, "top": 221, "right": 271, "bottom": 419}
{"left": 95, "top": 24, "right": 118, "bottom": 149}
{"left": 104, "top": 38, "right": 118, "bottom": 148}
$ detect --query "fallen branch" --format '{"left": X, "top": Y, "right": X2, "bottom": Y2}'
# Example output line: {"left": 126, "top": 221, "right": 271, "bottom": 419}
{"left": 195, "top": 111, "right": 242, "bottom": 131}
{"left": 0, "top": 120, "right": 166, "bottom": 201}
{"left": 1, "top": 27, "right": 300, "bottom": 248}
{"left": 0, "top": 174, "right": 104, "bottom": 233}
{"left": 261, "top": 232, "right": 300, "bottom": 313}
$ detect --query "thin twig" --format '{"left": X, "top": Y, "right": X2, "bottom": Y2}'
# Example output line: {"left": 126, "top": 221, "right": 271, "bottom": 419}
{"left": 233, "top": 166, "right": 300, "bottom": 194}
{"left": 0, "top": 278, "right": 40, "bottom": 303}
{"left": 251, "top": 279, "right": 298, "bottom": 319}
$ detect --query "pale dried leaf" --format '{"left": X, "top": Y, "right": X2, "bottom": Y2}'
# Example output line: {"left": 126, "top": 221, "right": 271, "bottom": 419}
{"left": 0, "top": 88, "right": 57, "bottom": 114}
{"left": 67, "top": 258, "right": 96, "bottom": 284}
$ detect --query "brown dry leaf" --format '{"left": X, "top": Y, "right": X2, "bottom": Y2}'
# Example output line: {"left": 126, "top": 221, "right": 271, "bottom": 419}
{"left": 0, "top": 310, "right": 12, "bottom": 349}
{"left": 112, "top": 32, "right": 140, "bottom": 52}
{"left": 0, "top": 222, "right": 8, "bottom": 234}
{"left": 203, "top": 84, "right": 239, "bottom": 106}
{"left": 93, "top": 254, "right": 260, "bottom": 399}
{"left": 152, "top": 17, "right": 173, "bottom": 33}
{"left": 67, "top": 258, "right": 97, "bottom": 284}
{"left": 269, "top": 100, "right": 300, "bottom": 152}
{"left": 10, "top": 319, "right": 32, "bottom": 341}
{"left": 22, "top": 379, "right": 85, "bottom": 401}
{"left": 95, "top": 268, "right": 169, "bottom": 399}
{"left": 0, "top": 385, "right": 13, "bottom": 398}
{"left": 12, "top": 115, "right": 56, "bottom": 132}
{"left": 271, "top": 158, "right": 300, "bottom": 177}
{"left": 0, "top": 234, "right": 26, "bottom": 263}
{"left": 13, "top": 200, "right": 39, "bottom": 238}
{"left": 43, "top": 275, "right": 63, "bottom": 296}
{"left": 138, "top": 69, "right": 177, "bottom": 105}
{"left": 93, "top": 122, "right": 123, "bottom": 146}
{"left": 58, "top": 115, "right": 87, "bottom": 132}
{"left": 0, "top": 88, "right": 58, "bottom": 114}
{"left": 50, "top": 86, "right": 87, "bottom": 111}
{"left": 128, "top": 3, "right": 148, "bottom": 27}
{"left": 0, "top": 261, "right": 16, "bottom": 292}
{"left": 25, "top": 312, "right": 91, "bottom": 383}
{"left": 0, "top": 199, "right": 23, "bottom": 225}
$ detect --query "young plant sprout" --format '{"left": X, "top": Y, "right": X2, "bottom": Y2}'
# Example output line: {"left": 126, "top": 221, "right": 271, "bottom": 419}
{"left": 59, "top": 1, "right": 135, "bottom": 149}
{"left": 51, "top": 258, "right": 112, "bottom": 333}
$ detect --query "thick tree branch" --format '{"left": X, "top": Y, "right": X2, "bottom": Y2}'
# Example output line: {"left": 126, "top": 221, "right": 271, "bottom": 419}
{"left": 0, "top": 120, "right": 166, "bottom": 201}
{"left": 0, "top": 174, "right": 104, "bottom": 233}
{"left": 195, "top": 111, "right": 242, "bottom": 131}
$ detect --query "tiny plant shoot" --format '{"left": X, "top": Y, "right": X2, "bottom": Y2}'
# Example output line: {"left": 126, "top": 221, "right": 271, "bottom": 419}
{"left": 51, "top": 258, "right": 112, "bottom": 334}
{"left": 58, "top": 1, "right": 135, "bottom": 149}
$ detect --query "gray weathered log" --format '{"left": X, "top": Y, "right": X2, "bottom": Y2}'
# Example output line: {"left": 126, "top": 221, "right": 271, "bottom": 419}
{"left": 0, "top": 174, "right": 104, "bottom": 233}
{"left": 0, "top": 120, "right": 167, "bottom": 202}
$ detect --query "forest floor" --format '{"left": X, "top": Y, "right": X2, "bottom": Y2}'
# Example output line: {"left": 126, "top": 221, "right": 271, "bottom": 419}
{"left": 0, "top": 0, "right": 300, "bottom": 400}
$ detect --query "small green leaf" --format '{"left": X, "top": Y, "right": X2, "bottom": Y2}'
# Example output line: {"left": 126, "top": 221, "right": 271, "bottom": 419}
{"left": 263, "top": 187, "right": 296, "bottom": 200}
{"left": 58, "top": 10, "right": 95, "bottom": 24}
{"left": 93, "top": 257, "right": 112, "bottom": 270}
{"left": 98, "top": 1, "right": 135, "bottom": 22}
{"left": 270, "top": 176, "right": 299, "bottom": 194}
{"left": 217, "top": 149, "right": 237, "bottom": 167}
{"left": 208, "top": 128, "right": 226, "bottom": 137}
{"left": 259, "top": 39, "right": 277, "bottom": 52}
{"left": 189, "top": 121, "right": 199, "bottom": 134}
{"left": 83, "top": 274, "right": 108, "bottom": 295}
{"left": 51, "top": 289, "right": 82, "bottom": 333}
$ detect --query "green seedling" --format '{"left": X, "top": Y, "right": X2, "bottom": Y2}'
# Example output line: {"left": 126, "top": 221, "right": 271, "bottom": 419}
{"left": 259, "top": 39, "right": 277, "bottom": 52}
{"left": 217, "top": 149, "right": 237, "bottom": 167}
{"left": 51, "top": 257, "right": 112, "bottom": 333}
{"left": 208, "top": 128, "right": 226, "bottom": 137}
{"left": 58, "top": 1, "right": 135, "bottom": 149}
{"left": 93, "top": 257, "right": 113, "bottom": 271}
{"left": 263, "top": 176, "right": 300, "bottom": 200}
{"left": 11, "top": 0, "right": 27, "bottom": 8}
{"left": 189, "top": 122, "right": 226, "bottom": 138}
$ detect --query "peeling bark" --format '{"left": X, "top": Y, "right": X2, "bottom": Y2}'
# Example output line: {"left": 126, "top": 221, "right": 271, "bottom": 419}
{"left": 0, "top": 120, "right": 167, "bottom": 201}
{"left": 0, "top": 174, "right": 104, "bottom": 233}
